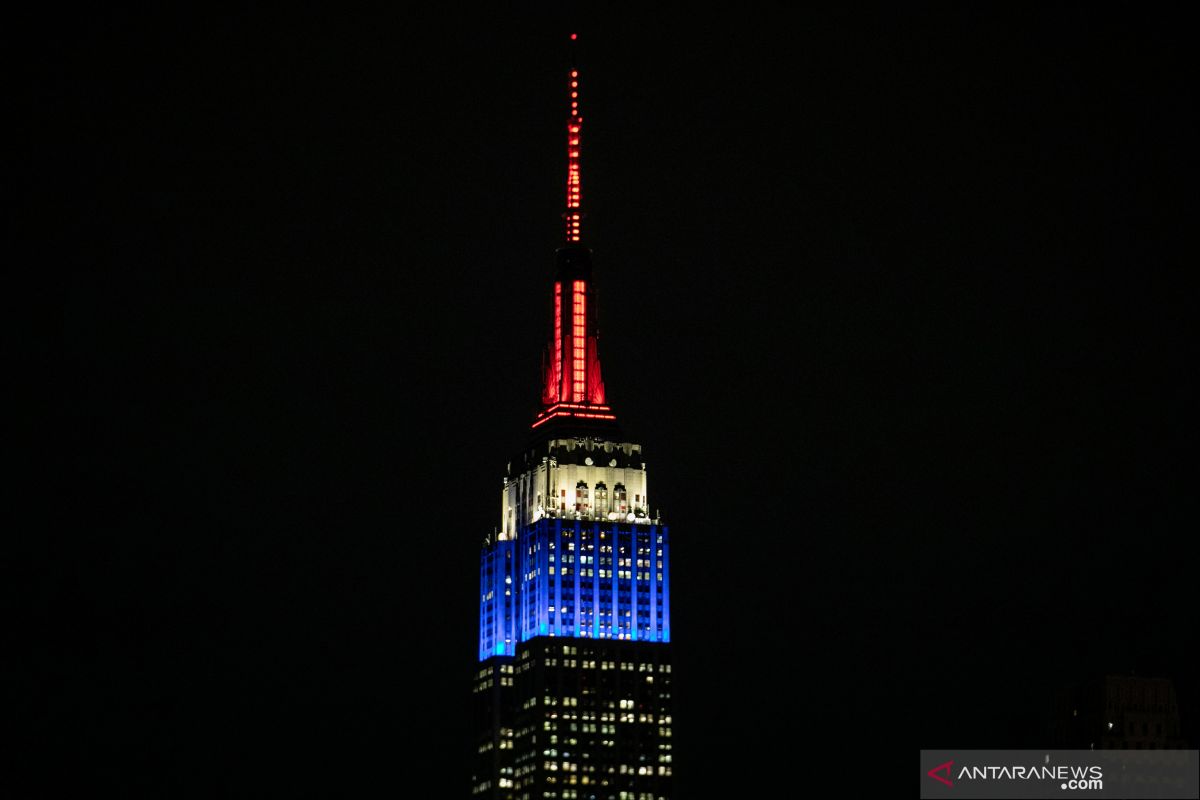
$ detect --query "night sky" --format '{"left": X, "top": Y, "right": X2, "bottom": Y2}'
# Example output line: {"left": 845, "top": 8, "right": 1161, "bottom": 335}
{"left": 41, "top": 7, "right": 1194, "bottom": 796}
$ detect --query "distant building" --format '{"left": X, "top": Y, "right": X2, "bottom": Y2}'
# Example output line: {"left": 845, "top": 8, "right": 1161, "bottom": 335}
{"left": 1051, "top": 675, "right": 1186, "bottom": 750}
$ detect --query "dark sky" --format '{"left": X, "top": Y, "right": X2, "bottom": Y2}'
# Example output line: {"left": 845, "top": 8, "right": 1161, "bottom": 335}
{"left": 38, "top": 6, "right": 1194, "bottom": 796}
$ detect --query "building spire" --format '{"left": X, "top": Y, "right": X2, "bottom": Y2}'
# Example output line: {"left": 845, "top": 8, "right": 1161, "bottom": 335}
{"left": 534, "top": 32, "right": 615, "bottom": 431}
{"left": 564, "top": 33, "right": 583, "bottom": 244}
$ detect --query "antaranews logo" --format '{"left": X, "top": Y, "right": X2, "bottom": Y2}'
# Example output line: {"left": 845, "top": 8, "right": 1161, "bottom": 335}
{"left": 927, "top": 760, "right": 953, "bottom": 787}
{"left": 922, "top": 748, "right": 1200, "bottom": 799}
{"left": 922, "top": 753, "right": 1104, "bottom": 797}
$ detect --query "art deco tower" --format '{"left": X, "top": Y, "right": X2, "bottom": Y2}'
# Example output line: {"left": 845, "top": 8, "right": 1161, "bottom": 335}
{"left": 471, "top": 35, "right": 674, "bottom": 800}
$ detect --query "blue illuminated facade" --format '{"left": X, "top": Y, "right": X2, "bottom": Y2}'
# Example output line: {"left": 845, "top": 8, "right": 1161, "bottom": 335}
{"left": 478, "top": 518, "right": 670, "bottom": 661}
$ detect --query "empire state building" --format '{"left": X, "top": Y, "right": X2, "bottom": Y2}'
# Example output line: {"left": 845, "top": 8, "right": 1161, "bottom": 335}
{"left": 471, "top": 35, "right": 674, "bottom": 800}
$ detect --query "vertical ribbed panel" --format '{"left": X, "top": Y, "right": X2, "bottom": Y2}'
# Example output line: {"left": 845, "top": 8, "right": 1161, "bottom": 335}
{"left": 479, "top": 519, "right": 669, "bottom": 661}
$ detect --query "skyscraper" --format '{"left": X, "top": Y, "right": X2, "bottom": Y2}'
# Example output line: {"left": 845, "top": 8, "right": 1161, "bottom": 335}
{"left": 471, "top": 35, "right": 674, "bottom": 800}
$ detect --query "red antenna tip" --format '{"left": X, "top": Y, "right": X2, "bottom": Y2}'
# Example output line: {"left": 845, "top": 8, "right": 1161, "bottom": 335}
{"left": 570, "top": 33, "right": 577, "bottom": 40}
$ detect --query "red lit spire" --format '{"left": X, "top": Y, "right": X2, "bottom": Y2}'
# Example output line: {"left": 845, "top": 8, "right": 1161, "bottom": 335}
{"left": 535, "top": 33, "right": 614, "bottom": 431}
{"left": 564, "top": 33, "right": 583, "bottom": 244}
